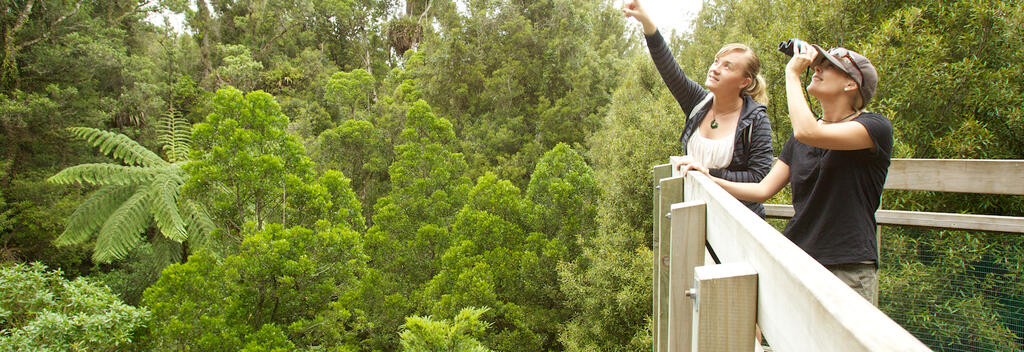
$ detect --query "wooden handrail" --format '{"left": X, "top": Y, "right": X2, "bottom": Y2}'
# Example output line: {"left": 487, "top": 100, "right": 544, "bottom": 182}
{"left": 653, "top": 163, "right": 931, "bottom": 351}
{"left": 766, "top": 158, "right": 1024, "bottom": 233}
{"left": 765, "top": 204, "right": 1024, "bottom": 234}
{"left": 885, "top": 159, "right": 1024, "bottom": 195}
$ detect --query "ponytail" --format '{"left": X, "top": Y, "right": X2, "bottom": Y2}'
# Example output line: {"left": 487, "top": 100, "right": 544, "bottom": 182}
{"left": 745, "top": 73, "right": 769, "bottom": 106}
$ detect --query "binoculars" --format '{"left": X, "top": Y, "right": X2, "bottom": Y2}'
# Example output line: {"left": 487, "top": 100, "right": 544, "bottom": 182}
{"left": 777, "top": 38, "right": 804, "bottom": 57}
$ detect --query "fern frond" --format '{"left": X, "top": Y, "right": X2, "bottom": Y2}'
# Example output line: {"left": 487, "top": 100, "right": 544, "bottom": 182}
{"left": 149, "top": 174, "right": 187, "bottom": 242}
{"left": 49, "top": 164, "right": 163, "bottom": 186}
{"left": 181, "top": 198, "right": 216, "bottom": 248}
{"left": 55, "top": 185, "right": 136, "bottom": 246}
{"left": 67, "top": 127, "right": 167, "bottom": 167}
{"left": 93, "top": 188, "right": 153, "bottom": 263}
{"left": 152, "top": 235, "right": 184, "bottom": 265}
{"left": 157, "top": 110, "right": 192, "bottom": 163}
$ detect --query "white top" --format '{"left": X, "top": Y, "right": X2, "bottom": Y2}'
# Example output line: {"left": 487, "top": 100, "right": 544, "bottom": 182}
{"left": 687, "top": 131, "right": 734, "bottom": 169}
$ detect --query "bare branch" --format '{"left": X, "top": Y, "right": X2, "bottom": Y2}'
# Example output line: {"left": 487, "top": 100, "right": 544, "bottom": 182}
{"left": 16, "top": 0, "right": 83, "bottom": 51}
{"left": 10, "top": 0, "right": 35, "bottom": 36}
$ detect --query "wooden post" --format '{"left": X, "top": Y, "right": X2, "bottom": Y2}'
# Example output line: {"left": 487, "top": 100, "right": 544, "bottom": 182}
{"left": 652, "top": 164, "right": 672, "bottom": 352}
{"left": 668, "top": 201, "right": 706, "bottom": 352}
{"left": 691, "top": 263, "right": 758, "bottom": 352}
{"left": 656, "top": 175, "right": 683, "bottom": 352}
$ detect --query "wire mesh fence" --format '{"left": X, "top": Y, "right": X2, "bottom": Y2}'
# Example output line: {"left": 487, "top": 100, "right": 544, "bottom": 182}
{"left": 880, "top": 226, "right": 1023, "bottom": 352}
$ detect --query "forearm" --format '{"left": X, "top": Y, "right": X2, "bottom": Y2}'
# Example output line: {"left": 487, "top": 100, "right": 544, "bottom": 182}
{"left": 710, "top": 168, "right": 766, "bottom": 184}
{"left": 786, "top": 71, "right": 819, "bottom": 140}
{"left": 710, "top": 176, "right": 774, "bottom": 203}
{"left": 645, "top": 31, "right": 706, "bottom": 113}
{"left": 639, "top": 18, "right": 657, "bottom": 35}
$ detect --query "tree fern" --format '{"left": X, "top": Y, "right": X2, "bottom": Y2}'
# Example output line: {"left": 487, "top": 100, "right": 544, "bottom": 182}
{"left": 50, "top": 122, "right": 212, "bottom": 263}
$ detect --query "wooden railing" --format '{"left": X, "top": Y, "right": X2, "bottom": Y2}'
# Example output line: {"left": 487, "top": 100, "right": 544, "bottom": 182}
{"left": 766, "top": 159, "right": 1024, "bottom": 233}
{"left": 652, "top": 159, "right": 1024, "bottom": 351}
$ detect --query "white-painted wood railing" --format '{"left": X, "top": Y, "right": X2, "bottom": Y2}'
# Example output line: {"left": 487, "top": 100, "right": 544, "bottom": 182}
{"left": 652, "top": 163, "right": 932, "bottom": 352}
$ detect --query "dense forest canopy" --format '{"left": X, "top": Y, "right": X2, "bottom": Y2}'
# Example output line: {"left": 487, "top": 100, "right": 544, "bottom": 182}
{"left": 1, "top": 0, "right": 1022, "bottom": 350}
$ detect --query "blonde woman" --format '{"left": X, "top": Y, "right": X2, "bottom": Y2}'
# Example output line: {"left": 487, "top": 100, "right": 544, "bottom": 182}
{"left": 623, "top": 0, "right": 774, "bottom": 217}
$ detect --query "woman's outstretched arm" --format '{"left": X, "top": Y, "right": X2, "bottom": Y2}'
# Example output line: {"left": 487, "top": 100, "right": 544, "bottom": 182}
{"left": 623, "top": 0, "right": 707, "bottom": 113}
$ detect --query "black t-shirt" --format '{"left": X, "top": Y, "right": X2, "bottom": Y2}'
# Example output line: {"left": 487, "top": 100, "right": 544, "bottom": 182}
{"left": 778, "top": 113, "right": 893, "bottom": 265}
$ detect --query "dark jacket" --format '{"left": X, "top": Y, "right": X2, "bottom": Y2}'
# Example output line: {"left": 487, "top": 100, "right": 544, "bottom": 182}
{"left": 645, "top": 30, "right": 774, "bottom": 217}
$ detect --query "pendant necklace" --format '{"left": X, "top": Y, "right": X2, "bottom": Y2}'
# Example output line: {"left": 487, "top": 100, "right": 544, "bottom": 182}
{"left": 710, "top": 104, "right": 743, "bottom": 129}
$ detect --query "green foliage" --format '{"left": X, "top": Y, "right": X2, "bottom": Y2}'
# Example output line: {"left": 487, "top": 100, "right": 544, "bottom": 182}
{"left": 400, "top": 307, "right": 493, "bottom": 352}
{"left": 326, "top": 69, "right": 376, "bottom": 118}
{"left": 423, "top": 172, "right": 569, "bottom": 351}
{"left": 216, "top": 44, "right": 264, "bottom": 91}
{"left": 185, "top": 87, "right": 364, "bottom": 250}
{"left": 554, "top": 52, "right": 682, "bottom": 351}
{"left": 527, "top": 143, "right": 599, "bottom": 257}
{"left": 312, "top": 119, "right": 391, "bottom": 222}
{"left": 366, "top": 100, "right": 470, "bottom": 289}
{"left": 358, "top": 99, "right": 470, "bottom": 349}
{"left": 411, "top": 0, "right": 629, "bottom": 185}
{"left": 0, "top": 262, "right": 150, "bottom": 351}
{"left": 142, "top": 222, "right": 367, "bottom": 351}
{"left": 48, "top": 126, "right": 211, "bottom": 263}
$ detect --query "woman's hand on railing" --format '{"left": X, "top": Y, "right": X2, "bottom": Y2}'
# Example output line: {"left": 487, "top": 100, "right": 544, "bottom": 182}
{"left": 682, "top": 161, "right": 711, "bottom": 177}
{"left": 670, "top": 155, "right": 710, "bottom": 177}
{"left": 622, "top": 0, "right": 658, "bottom": 35}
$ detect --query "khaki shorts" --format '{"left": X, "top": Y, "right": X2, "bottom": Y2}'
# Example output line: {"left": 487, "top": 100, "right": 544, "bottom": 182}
{"left": 825, "top": 262, "right": 878, "bottom": 306}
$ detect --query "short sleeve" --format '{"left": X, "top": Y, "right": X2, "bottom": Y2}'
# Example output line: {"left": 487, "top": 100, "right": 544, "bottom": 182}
{"left": 853, "top": 113, "right": 893, "bottom": 160}
{"left": 779, "top": 134, "right": 797, "bottom": 165}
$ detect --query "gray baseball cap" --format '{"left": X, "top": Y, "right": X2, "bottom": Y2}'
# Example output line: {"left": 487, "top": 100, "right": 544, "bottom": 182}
{"left": 811, "top": 44, "right": 878, "bottom": 109}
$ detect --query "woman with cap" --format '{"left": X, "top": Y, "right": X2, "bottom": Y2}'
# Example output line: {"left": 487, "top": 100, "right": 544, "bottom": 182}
{"left": 683, "top": 40, "right": 891, "bottom": 304}
{"left": 622, "top": 0, "right": 775, "bottom": 218}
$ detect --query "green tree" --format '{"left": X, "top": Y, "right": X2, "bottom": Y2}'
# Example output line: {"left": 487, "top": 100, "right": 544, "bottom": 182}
{"left": 184, "top": 87, "right": 364, "bottom": 251}
{"left": 325, "top": 68, "right": 376, "bottom": 119}
{"left": 1, "top": 0, "right": 174, "bottom": 274}
{"left": 312, "top": 119, "right": 390, "bottom": 222}
{"left": 423, "top": 172, "right": 568, "bottom": 351}
{"left": 142, "top": 222, "right": 367, "bottom": 350}
{"left": 527, "top": 143, "right": 599, "bottom": 257}
{"left": 365, "top": 99, "right": 470, "bottom": 289}
{"left": 0, "top": 262, "right": 150, "bottom": 351}
{"left": 400, "top": 307, "right": 493, "bottom": 352}
{"left": 358, "top": 99, "right": 470, "bottom": 349}
{"left": 215, "top": 44, "right": 264, "bottom": 92}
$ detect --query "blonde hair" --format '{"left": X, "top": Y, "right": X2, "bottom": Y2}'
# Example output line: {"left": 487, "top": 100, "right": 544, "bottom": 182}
{"left": 715, "top": 43, "right": 769, "bottom": 105}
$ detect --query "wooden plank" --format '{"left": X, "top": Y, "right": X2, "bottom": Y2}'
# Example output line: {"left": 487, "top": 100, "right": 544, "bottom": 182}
{"left": 683, "top": 171, "right": 930, "bottom": 352}
{"left": 886, "top": 159, "right": 1024, "bottom": 195}
{"left": 874, "top": 209, "right": 1024, "bottom": 234}
{"left": 764, "top": 204, "right": 794, "bottom": 218}
{"left": 652, "top": 164, "right": 672, "bottom": 352}
{"left": 765, "top": 204, "right": 1024, "bottom": 234}
{"left": 667, "top": 201, "right": 706, "bottom": 352}
{"left": 691, "top": 263, "right": 758, "bottom": 352}
{"left": 657, "top": 175, "right": 684, "bottom": 352}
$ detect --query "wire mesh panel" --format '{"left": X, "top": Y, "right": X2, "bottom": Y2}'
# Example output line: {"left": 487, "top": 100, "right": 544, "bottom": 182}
{"left": 880, "top": 226, "right": 1024, "bottom": 352}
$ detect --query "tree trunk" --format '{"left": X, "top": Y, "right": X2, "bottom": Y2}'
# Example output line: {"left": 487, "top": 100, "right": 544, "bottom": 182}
{"left": 196, "top": 0, "right": 216, "bottom": 79}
